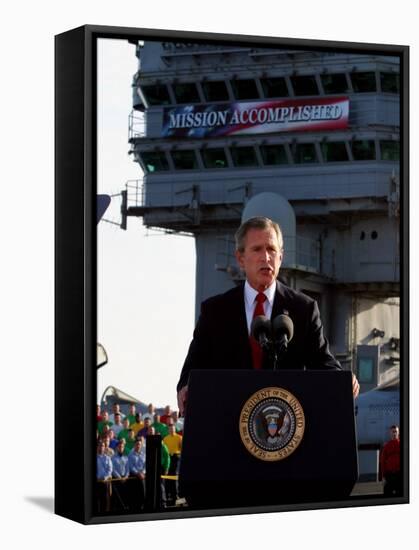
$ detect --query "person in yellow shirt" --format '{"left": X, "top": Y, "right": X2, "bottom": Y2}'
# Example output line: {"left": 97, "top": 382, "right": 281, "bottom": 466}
{"left": 163, "top": 423, "right": 183, "bottom": 506}
{"left": 130, "top": 413, "right": 144, "bottom": 437}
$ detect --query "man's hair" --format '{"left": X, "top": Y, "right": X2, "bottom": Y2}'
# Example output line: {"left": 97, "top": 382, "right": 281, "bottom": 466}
{"left": 235, "top": 216, "right": 283, "bottom": 252}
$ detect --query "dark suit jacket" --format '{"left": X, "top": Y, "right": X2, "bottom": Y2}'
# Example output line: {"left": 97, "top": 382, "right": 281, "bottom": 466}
{"left": 177, "top": 281, "right": 341, "bottom": 391}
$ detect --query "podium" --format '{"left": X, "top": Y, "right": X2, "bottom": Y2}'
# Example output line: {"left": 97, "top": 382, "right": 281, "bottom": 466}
{"left": 179, "top": 369, "right": 358, "bottom": 508}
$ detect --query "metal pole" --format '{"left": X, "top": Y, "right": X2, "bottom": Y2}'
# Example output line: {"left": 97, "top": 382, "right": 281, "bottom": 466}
{"left": 144, "top": 434, "right": 162, "bottom": 512}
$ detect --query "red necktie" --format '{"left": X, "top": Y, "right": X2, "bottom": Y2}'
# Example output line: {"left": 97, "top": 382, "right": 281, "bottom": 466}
{"left": 250, "top": 292, "right": 267, "bottom": 370}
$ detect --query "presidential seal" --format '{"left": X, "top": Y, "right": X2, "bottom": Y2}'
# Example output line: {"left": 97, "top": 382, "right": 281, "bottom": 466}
{"left": 239, "top": 387, "right": 305, "bottom": 462}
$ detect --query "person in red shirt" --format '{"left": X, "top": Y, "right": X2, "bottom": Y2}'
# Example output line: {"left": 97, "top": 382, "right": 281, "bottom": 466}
{"left": 160, "top": 405, "right": 172, "bottom": 425}
{"left": 380, "top": 425, "right": 401, "bottom": 496}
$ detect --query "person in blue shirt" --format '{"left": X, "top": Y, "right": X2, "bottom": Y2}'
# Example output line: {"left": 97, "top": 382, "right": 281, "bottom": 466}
{"left": 111, "top": 440, "right": 130, "bottom": 512}
{"left": 112, "top": 440, "right": 129, "bottom": 478}
{"left": 96, "top": 440, "right": 112, "bottom": 512}
{"left": 129, "top": 438, "right": 146, "bottom": 477}
{"left": 97, "top": 440, "right": 112, "bottom": 480}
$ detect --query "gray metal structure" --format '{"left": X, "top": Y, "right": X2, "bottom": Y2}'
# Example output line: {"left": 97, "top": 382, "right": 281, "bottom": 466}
{"left": 122, "top": 40, "right": 400, "bottom": 403}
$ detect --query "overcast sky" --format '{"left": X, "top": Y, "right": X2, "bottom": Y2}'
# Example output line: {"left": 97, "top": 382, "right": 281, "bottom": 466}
{"left": 97, "top": 38, "right": 196, "bottom": 409}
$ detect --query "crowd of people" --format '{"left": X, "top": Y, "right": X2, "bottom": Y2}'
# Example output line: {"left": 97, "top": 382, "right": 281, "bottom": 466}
{"left": 96, "top": 402, "right": 183, "bottom": 513}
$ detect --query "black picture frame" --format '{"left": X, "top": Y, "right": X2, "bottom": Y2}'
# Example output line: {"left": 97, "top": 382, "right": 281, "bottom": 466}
{"left": 55, "top": 24, "right": 409, "bottom": 524}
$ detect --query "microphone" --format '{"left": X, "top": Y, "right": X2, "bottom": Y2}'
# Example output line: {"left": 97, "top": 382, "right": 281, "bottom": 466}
{"left": 251, "top": 315, "right": 272, "bottom": 350}
{"left": 272, "top": 314, "right": 294, "bottom": 359}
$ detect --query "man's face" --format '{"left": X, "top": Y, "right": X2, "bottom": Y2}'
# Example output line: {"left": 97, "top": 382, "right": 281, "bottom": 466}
{"left": 391, "top": 427, "right": 399, "bottom": 440}
{"left": 235, "top": 227, "right": 282, "bottom": 292}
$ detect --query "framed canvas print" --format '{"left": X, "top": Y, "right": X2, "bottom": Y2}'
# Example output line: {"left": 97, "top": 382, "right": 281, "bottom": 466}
{"left": 55, "top": 24, "right": 409, "bottom": 524}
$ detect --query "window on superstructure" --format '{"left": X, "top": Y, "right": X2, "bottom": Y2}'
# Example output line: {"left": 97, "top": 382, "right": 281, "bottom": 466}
{"left": 380, "top": 72, "right": 400, "bottom": 94}
{"left": 260, "top": 77, "right": 289, "bottom": 98}
{"left": 321, "top": 142, "right": 349, "bottom": 162}
{"left": 202, "top": 81, "right": 229, "bottom": 102}
{"left": 230, "top": 79, "right": 259, "bottom": 100}
{"left": 172, "top": 150, "right": 199, "bottom": 170}
{"left": 173, "top": 83, "right": 200, "bottom": 104}
{"left": 320, "top": 73, "right": 349, "bottom": 94}
{"left": 202, "top": 148, "right": 228, "bottom": 169}
{"left": 141, "top": 84, "right": 171, "bottom": 106}
{"left": 351, "top": 72, "right": 377, "bottom": 93}
{"left": 351, "top": 140, "right": 376, "bottom": 160}
{"left": 292, "top": 143, "right": 318, "bottom": 164}
{"left": 260, "top": 144, "right": 288, "bottom": 165}
{"left": 290, "top": 75, "right": 319, "bottom": 96}
{"left": 140, "top": 152, "right": 169, "bottom": 173}
{"left": 380, "top": 141, "right": 400, "bottom": 161}
{"left": 230, "top": 146, "right": 258, "bottom": 167}
{"left": 358, "top": 358, "right": 375, "bottom": 384}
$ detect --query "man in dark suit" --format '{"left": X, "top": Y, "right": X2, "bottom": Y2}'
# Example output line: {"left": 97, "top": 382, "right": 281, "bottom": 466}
{"left": 177, "top": 216, "right": 359, "bottom": 415}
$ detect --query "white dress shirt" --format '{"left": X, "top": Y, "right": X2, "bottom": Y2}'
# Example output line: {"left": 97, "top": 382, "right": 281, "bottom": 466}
{"left": 244, "top": 280, "right": 276, "bottom": 334}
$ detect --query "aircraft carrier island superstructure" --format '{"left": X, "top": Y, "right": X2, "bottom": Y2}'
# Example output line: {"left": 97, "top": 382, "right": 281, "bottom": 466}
{"left": 123, "top": 40, "right": 400, "bottom": 399}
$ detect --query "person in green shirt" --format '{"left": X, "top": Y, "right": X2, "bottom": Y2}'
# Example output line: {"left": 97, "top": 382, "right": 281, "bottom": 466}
{"left": 152, "top": 415, "right": 169, "bottom": 438}
{"left": 117, "top": 418, "right": 132, "bottom": 442}
{"left": 126, "top": 403, "right": 137, "bottom": 427}
{"left": 161, "top": 440, "right": 170, "bottom": 475}
{"left": 97, "top": 411, "right": 113, "bottom": 435}
{"left": 124, "top": 429, "right": 137, "bottom": 455}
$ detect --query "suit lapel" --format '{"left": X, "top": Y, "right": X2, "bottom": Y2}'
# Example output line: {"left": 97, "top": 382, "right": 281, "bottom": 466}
{"left": 272, "top": 280, "right": 289, "bottom": 318}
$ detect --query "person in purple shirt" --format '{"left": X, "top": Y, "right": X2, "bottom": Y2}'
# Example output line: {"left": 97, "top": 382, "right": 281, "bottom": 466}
{"left": 137, "top": 417, "right": 152, "bottom": 439}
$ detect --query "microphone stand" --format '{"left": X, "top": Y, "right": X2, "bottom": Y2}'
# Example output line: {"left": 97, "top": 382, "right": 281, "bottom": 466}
{"left": 262, "top": 340, "right": 278, "bottom": 370}
{"left": 272, "top": 334, "right": 289, "bottom": 370}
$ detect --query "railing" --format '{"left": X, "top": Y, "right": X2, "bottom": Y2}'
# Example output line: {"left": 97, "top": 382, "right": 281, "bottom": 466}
{"left": 125, "top": 179, "right": 145, "bottom": 206}
{"left": 125, "top": 180, "right": 249, "bottom": 210}
{"left": 128, "top": 110, "right": 146, "bottom": 140}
